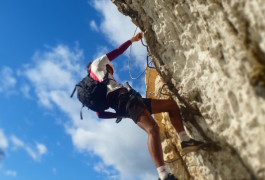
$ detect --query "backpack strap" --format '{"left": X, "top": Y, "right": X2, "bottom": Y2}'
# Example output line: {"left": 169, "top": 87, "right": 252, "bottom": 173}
{"left": 70, "top": 86, "right": 77, "bottom": 98}
{"left": 70, "top": 84, "right": 82, "bottom": 98}
{"left": 71, "top": 85, "right": 85, "bottom": 120}
{"left": 80, "top": 105, "right": 85, "bottom": 120}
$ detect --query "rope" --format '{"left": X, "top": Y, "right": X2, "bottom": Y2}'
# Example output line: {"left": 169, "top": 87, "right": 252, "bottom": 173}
{"left": 128, "top": 27, "right": 151, "bottom": 80}
{"left": 128, "top": 26, "right": 156, "bottom": 99}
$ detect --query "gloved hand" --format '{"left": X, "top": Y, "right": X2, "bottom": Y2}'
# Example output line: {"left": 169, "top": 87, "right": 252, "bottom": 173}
{"left": 116, "top": 116, "right": 122, "bottom": 123}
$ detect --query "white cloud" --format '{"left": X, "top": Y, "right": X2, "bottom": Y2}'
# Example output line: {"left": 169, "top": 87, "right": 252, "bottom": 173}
{"left": 91, "top": 0, "right": 147, "bottom": 69}
{"left": 90, "top": 20, "right": 99, "bottom": 31}
{"left": 10, "top": 135, "right": 47, "bottom": 161}
{"left": 25, "top": 146, "right": 38, "bottom": 160}
{"left": 93, "top": 162, "right": 116, "bottom": 177}
{"left": 5, "top": 170, "right": 17, "bottom": 177}
{"left": 20, "top": 84, "right": 31, "bottom": 98}
{"left": 92, "top": 46, "right": 109, "bottom": 60}
{"left": 10, "top": 135, "right": 24, "bottom": 148}
{"left": 52, "top": 167, "right": 57, "bottom": 175}
{"left": 36, "top": 143, "right": 47, "bottom": 155}
{"left": 0, "top": 129, "right": 8, "bottom": 150}
{"left": 91, "top": 0, "right": 133, "bottom": 43}
{"left": 23, "top": 44, "right": 84, "bottom": 109}
{"left": 68, "top": 118, "right": 156, "bottom": 180}
{"left": 0, "top": 131, "right": 47, "bottom": 163}
{"left": 0, "top": 129, "right": 8, "bottom": 160}
{"left": 0, "top": 66, "right": 17, "bottom": 94}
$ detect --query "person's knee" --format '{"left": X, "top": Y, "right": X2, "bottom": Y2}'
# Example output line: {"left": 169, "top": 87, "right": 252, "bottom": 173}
{"left": 137, "top": 110, "right": 160, "bottom": 136}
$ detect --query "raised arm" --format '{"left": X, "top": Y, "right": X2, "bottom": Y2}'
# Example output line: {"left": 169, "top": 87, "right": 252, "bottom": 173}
{"left": 106, "top": 33, "right": 143, "bottom": 61}
{"left": 106, "top": 40, "right": 131, "bottom": 61}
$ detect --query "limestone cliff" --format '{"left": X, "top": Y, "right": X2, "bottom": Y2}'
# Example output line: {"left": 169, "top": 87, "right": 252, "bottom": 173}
{"left": 112, "top": 0, "right": 265, "bottom": 179}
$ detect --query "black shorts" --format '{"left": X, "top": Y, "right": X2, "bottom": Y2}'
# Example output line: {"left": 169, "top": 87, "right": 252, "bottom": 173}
{"left": 108, "top": 88, "right": 152, "bottom": 123}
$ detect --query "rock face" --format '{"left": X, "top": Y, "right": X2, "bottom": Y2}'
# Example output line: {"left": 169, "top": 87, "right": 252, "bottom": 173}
{"left": 112, "top": 0, "right": 265, "bottom": 179}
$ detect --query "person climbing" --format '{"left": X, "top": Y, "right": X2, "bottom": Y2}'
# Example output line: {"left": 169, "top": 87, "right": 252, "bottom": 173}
{"left": 84, "top": 33, "right": 203, "bottom": 180}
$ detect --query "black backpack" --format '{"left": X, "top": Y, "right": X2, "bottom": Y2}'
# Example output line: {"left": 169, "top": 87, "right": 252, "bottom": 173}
{"left": 70, "top": 73, "right": 109, "bottom": 119}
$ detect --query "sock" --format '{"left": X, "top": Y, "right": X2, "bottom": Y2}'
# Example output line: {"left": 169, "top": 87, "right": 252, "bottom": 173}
{"left": 178, "top": 131, "right": 190, "bottom": 142}
{"left": 157, "top": 165, "right": 169, "bottom": 180}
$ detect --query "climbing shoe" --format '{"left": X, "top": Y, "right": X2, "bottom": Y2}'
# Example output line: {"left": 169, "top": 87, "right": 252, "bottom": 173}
{"left": 158, "top": 173, "right": 177, "bottom": 180}
{"left": 181, "top": 139, "right": 204, "bottom": 154}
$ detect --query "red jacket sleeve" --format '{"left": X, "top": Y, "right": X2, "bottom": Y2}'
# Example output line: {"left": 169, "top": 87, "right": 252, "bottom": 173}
{"left": 106, "top": 40, "right": 132, "bottom": 61}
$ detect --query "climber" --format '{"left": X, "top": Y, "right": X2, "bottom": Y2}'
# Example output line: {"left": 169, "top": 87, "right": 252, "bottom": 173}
{"left": 86, "top": 32, "right": 203, "bottom": 180}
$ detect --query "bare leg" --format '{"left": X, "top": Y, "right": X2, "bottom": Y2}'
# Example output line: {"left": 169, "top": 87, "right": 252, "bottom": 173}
{"left": 150, "top": 99, "right": 204, "bottom": 154}
{"left": 137, "top": 109, "right": 165, "bottom": 167}
{"left": 150, "top": 99, "right": 185, "bottom": 133}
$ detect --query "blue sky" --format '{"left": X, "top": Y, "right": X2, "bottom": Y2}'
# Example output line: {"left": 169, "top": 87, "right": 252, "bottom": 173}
{"left": 0, "top": 0, "right": 156, "bottom": 180}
